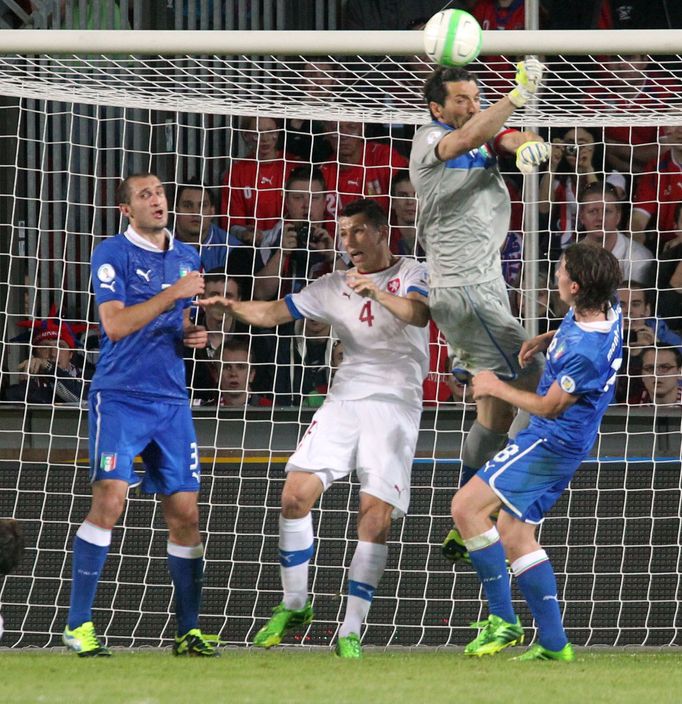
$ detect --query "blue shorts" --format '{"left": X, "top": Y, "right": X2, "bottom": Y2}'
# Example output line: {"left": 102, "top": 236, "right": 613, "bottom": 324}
{"left": 477, "top": 430, "right": 584, "bottom": 524}
{"left": 89, "top": 391, "right": 200, "bottom": 495}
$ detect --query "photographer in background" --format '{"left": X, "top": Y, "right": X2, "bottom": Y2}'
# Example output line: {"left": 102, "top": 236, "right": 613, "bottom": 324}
{"left": 254, "top": 166, "right": 346, "bottom": 301}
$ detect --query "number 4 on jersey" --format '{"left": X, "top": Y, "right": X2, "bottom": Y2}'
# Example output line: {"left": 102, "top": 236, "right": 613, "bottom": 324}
{"left": 359, "top": 301, "right": 374, "bottom": 327}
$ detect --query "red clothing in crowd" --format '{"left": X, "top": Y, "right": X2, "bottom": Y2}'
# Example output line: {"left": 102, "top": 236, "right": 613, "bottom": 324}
{"left": 321, "top": 141, "right": 408, "bottom": 216}
{"left": 423, "top": 321, "right": 454, "bottom": 406}
{"left": 634, "top": 149, "right": 682, "bottom": 239}
{"left": 220, "top": 152, "right": 299, "bottom": 232}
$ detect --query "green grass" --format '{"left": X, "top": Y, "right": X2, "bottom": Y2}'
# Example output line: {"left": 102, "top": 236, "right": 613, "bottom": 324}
{"left": 3, "top": 648, "right": 682, "bottom": 704}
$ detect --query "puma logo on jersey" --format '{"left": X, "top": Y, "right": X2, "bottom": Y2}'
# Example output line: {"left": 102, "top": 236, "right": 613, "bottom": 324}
{"left": 342, "top": 291, "right": 351, "bottom": 299}
{"left": 136, "top": 268, "right": 152, "bottom": 282}
{"left": 192, "top": 471, "right": 201, "bottom": 483}
{"left": 260, "top": 176, "right": 273, "bottom": 185}
{"left": 99, "top": 282, "right": 116, "bottom": 292}
{"left": 347, "top": 179, "right": 360, "bottom": 187}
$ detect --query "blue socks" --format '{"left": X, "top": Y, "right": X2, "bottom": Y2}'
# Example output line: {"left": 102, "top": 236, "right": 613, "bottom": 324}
{"left": 68, "top": 521, "right": 111, "bottom": 630}
{"left": 512, "top": 550, "right": 568, "bottom": 651}
{"left": 464, "top": 527, "right": 516, "bottom": 624}
{"left": 167, "top": 542, "right": 204, "bottom": 636}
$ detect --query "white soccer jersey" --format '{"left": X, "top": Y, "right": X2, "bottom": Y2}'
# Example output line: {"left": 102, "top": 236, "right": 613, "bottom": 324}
{"left": 285, "top": 258, "right": 429, "bottom": 408}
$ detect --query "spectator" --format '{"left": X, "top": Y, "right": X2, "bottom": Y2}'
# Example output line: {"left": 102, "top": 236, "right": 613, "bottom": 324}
{"left": 321, "top": 120, "right": 408, "bottom": 217}
{"left": 656, "top": 202, "right": 682, "bottom": 330}
{"left": 578, "top": 181, "right": 653, "bottom": 286}
{"left": 423, "top": 321, "right": 459, "bottom": 406}
{"left": 616, "top": 282, "right": 682, "bottom": 402}
{"left": 388, "top": 170, "right": 422, "bottom": 257}
{"left": 633, "top": 346, "right": 682, "bottom": 405}
{"left": 185, "top": 271, "right": 243, "bottom": 404}
{"left": 631, "top": 125, "right": 682, "bottom": 248}
{"left": 3, "top": 320, "right": 89, "bottom": 404}
{"left": 203, "top": 339, "right": 271, "bottom": 408}
{"left": 254, "top": 166, "right": 342, "bottom": 301}
{"left": 220, "top": 116, "right": 299, "bottom": 244}
{"left": 547, "top": 0, "right": 682, "bottom": 30}
{"left": 174, "top": 179, "right": 239, "bottom": 273}
{"left": 539, "top": 126, "right": 603, "bottom": 254}
{"left": 515, "top": 260, "right": 569, "bottom": 334}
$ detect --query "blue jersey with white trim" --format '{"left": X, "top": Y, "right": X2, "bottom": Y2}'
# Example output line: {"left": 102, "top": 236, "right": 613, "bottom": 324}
{"left": 90, "top": 230, "right": 200, "bottom": 402}
{"left": 529, "top": 304, "right": 623, "bottom": 455}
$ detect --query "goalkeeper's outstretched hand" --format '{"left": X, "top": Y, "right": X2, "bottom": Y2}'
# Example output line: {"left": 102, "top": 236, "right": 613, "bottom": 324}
{"left": 516, "top": 140, "right": 551, "bottom": 174}
{"left": 508, "top": 57, "right": 544, "bottom": 108}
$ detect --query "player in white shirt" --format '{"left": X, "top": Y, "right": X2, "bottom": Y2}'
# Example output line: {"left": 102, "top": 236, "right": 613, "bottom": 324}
{"left": 199, "top": 198, "right": 429, "bottom": 659}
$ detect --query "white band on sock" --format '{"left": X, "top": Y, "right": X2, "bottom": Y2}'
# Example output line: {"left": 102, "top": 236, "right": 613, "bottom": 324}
{"left": 463, "top": 526, "right": 500, "bottom": 552}
{"left": 511, "top": 549, "right": 548, "bottom": 577}
{"left": 76, "top": 520, "right": 112, "bottom": 547}
{"left": 167, "top": 541, "right": 204, "bottom": 559}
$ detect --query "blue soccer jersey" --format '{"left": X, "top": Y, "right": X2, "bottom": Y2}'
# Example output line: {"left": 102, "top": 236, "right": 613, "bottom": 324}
{"left": 528, "top": 302, "right": 623, "bottom": 456}
{"left": 90, "top": 227, "right": 200, "bottom": 402}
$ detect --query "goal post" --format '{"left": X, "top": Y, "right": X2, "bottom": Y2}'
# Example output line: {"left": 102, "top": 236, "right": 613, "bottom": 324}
{"left": 0, "top": 30, "right": 681, "bottom": 650}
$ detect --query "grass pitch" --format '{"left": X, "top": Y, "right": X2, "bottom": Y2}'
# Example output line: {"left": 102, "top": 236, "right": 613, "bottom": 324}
{"left": 3, "top": 648, "right": 682, "bottom": 704}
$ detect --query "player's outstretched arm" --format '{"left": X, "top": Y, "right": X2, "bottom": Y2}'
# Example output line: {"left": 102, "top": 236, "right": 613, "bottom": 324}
{"left": 472, "top": 370, "right": 577, "bottom": 419}
{"left": 198, "top": 296, "right": 294, "bottom": 329}
{"left": 99, "top": 271, "right": 205, "bottom": 342}
{"left": 346, "top": 273, "right": 430, "bottom": 327}
{"left": 436, "top": 58, "right": 545, "bottom": 161}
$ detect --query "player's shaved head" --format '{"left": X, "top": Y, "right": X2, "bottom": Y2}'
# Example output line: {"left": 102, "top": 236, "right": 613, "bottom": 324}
{"left": 116, "top": 172, "right": 160, "bottom": 205}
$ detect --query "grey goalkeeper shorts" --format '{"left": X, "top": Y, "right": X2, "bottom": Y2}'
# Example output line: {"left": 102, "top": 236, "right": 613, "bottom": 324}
{"left": 430, "top": 277, "right": 543, "bottom": 380}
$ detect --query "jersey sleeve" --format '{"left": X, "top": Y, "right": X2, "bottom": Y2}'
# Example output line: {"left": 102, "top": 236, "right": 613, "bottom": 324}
{"left": 555, "top": 350, "right": 602, "bottom": 396}
{"left": 402, "top": 260, "right": 429, "bottom": 298}
{"left": 410, "top": 124, "right": 446, "bottom": 169}
{"left": 285, "top": 274, "right": 333, "bottom": 323}
{"left": 91, "top": 239, "right": 127, "bottom": 305}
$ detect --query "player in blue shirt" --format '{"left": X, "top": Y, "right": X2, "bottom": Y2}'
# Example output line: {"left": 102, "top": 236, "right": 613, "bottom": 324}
{"left": 62, "top": 173, "right": 218, "bottom": 657}
{"left": 450, "top": 242, "right": 623, "bottom": 662}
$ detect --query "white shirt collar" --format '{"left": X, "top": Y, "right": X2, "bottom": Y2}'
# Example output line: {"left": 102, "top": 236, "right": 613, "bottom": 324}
{"left": 574, "top": 304, "right": 618, "bottom": 333}
{"left": 124, "top": 225, "right": 174, "bottom": 252}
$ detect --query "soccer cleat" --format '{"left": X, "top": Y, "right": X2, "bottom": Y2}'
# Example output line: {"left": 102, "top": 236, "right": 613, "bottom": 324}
{"left": 173, "top": 628, "right": 220, "bottom": 657}
{"left": 252, "top": 601, "right": 314, "bottom": 649}
{"left": 335, "top": 633, "right": 362, "bottom": 659}
{"left": 464, "top": 614, "right": 524, "bottom": 657}
{"left": 63, "top": 621, "right": 111, "bottom": 657}
{"left": 515, "top": 642, "right": 576, "bottom": 662}
{"left": 442, "top": 527, "right": 471, "bottom": 564}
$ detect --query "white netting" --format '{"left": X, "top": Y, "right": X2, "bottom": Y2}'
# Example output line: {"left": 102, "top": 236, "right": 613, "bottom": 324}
{"left": 0, "top": 39, "right": 681, "bottom": 649}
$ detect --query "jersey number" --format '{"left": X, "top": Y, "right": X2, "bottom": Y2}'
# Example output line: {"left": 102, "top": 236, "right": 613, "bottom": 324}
{"left": 359, "top": 301, "right": 375, "bottom": 327}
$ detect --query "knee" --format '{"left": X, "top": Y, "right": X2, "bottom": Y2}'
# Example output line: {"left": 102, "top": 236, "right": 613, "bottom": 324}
{"left": 451, "top": 491, "right": 470, "bottom": 527}
{"left": 358, "top": 505, "right": 392, "bottom": 543}
{"left": 166, "top": 504, "right": 199, "bottom": 537}
{"left": 281, "top": 486, "right": 312, "bottom": 519}
{"left": 90, "top": 485, "right": 126, "bottom": 528}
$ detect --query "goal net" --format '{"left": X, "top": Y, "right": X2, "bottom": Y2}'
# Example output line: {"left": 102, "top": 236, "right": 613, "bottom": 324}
{"left": 0, "top": 31, "right": 681, "bottom": 649}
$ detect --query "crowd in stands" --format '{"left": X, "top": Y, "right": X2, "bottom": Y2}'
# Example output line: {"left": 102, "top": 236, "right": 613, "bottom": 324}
{"left": 1, "top": 0, "right": 681, "bottom": 410}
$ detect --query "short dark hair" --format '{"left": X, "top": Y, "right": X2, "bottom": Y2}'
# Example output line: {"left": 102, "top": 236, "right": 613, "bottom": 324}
{"left": 641, "top": 345, "right": 682, "bottom": 370}
{"left": 423, "top": 66, "right": 478, "bottom": 118}
{"left": 204, "top": 269, "right": 242, "bottom": 299}
{"left": 176, "top": 177, "right": 216, "bottom": 208}
{"left": 563, "top": 241, "right": 622, "bottom": 313}
{"left": 116, "top": 172, "right": 158, "bottom": 205}
{"left": 340, "top": 198, "right": 388, "bottom": 228}
{"left": 285, "top": 166, "right": 326, "bottom": 192}
{"left": 390, "top": 169, "right": 412, "bottom": 195}
{"left": 218, "top": 337, "right": 253, "bottom": 363}
{"left": 0, "top": 518, "right": 24, "bottom": 575}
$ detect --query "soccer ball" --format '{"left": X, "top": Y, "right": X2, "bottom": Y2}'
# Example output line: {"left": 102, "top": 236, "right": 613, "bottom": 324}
{"left": 423, "top": 9, "right": 483, "bottom": 67}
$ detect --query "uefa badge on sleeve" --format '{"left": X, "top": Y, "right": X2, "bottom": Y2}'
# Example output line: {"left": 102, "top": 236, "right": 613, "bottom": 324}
{"left": 179, "top": 265, "right": 190, "bottom": 278}
{"left": 100, "top": 453, "right": 117, "bottom": 472}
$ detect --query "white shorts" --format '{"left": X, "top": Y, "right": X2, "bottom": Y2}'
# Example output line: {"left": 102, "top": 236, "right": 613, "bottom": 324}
{"left": 286, "top": 397, "right": 421, "bottom": 517}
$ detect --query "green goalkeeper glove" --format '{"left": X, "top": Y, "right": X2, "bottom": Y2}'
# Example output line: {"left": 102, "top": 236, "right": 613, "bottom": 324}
{"left": 508, "top": 57, "right": 544, "bottom": 108}
{"left": 516, "top": 141, "right": 551, "bottom": 174}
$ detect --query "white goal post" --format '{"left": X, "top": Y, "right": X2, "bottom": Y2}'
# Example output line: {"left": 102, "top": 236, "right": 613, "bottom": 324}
{"left": 0, "top": 29, "right": 681, "bottom": 651}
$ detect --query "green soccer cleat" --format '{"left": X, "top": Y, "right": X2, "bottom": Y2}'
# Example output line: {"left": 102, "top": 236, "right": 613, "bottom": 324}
{"left": 442, "top": 527, "right": 471, "bottom": 564}
{"left": 335, "top": 633, "right": 362, "bottom": 659}
{"left": 173, "top": 628, "right": 220, "bottom": 657}
{"left": 464, "top": 614, "right": 524, "bottom": 657}
{"left": 252, "top": 601, "right": 314, "bottom": 649}
{"left": 515, "top": 642, "right": 576, "bottom": 662}
{"left": 63, "top": 621, "right": 111, "bottom": 657}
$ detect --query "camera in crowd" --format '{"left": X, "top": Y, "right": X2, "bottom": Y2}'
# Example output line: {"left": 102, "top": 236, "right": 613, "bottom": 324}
{"left": 295, "top": 223, "right": 323, "bottom": 249}
{"left": 564, "top": 144, "right": 578, "bottom": 156}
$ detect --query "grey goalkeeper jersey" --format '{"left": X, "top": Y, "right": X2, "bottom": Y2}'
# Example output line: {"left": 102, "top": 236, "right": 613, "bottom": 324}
{"left": 409, "top": 120, "right": 512, "bottom": 287}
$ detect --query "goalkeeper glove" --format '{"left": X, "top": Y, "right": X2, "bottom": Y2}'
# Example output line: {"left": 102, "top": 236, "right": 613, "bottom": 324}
{"left": 516, "top": 141, "right": 551, "bottom": 174}
{"left": 508, "top": 57, "right": 544, "bottom": 108}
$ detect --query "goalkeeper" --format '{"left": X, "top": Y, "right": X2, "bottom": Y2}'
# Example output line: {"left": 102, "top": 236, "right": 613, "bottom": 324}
{"left": 409, "top": 60, "right": 550, "bottom": 561}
